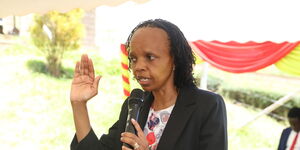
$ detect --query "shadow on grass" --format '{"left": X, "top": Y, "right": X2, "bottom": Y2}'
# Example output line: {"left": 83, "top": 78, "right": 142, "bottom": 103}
{"left": 26, "top": 60, "right": 74, "bottom": 79}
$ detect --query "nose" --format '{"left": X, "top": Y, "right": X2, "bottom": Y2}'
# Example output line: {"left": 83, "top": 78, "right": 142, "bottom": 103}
{"left": 133, "top": 58, "right": 146, "bottom": 72}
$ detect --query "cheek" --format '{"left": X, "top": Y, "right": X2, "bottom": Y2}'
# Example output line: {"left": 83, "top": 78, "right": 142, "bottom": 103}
{"left": 155, "top": 66, "right": 173, "bottom": 79}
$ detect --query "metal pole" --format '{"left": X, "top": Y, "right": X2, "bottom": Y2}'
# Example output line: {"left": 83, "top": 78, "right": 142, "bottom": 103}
{"left": 200, "top": 62, "right": 209, "bottom": 90}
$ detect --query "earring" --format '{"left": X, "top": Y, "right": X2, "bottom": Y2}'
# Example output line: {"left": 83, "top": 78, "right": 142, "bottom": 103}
{"left": 173, "top": 66, "right": 175, "bottom": 71}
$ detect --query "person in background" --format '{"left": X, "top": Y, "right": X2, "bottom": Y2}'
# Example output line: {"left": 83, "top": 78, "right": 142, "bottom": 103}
{"left": 70, "top": 19, "right": 227, "bottom": 150}
{"left": 278, "top": 107, "right": 300, "bottom": 150}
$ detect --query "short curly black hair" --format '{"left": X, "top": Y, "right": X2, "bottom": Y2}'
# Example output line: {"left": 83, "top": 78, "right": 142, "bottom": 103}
{"left": 125, "top": 19, "right": 196, "bottom": 88}
{"left": 288, "top": 107, "right": 300, "bottom": 119}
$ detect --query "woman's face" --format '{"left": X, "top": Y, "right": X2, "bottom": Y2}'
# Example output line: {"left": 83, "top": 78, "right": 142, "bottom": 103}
{"left": 129, "top": 27, "right": 175, "bottom": 92}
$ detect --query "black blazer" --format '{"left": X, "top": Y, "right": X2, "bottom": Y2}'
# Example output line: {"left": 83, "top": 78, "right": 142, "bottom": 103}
{"left": 71, "top": 86, "right": 228, "bottom": 150}
{"left": 278, "top": 127, "right": 292, "bottom": 150}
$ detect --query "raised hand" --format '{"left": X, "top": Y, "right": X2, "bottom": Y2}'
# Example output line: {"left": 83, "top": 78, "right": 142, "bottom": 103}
{"left": 70, "top": 54, "right": 101, "bottom": 103}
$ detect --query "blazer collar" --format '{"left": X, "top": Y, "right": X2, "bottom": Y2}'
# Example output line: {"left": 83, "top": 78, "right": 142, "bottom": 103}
{"left": 156, "top": 86, "right": 197, "bottom": 150}
{"left": 137, "top": 87, "right": 198, "bottom": 150}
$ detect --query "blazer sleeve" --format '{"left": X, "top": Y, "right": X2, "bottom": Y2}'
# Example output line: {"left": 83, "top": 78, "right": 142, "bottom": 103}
{"left": 198, "top": 94, "right": 228, "bottom": 150}
{"left": 70, "top": 122, "right": 119, "bottom": 150}
{"left": 70, "top": 99, "right": 128, "bottom": 150}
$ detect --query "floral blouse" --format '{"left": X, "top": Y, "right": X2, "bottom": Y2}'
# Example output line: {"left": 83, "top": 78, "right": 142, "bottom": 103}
{"left": 143, "top": 105, "right": 175, "bottom": 150}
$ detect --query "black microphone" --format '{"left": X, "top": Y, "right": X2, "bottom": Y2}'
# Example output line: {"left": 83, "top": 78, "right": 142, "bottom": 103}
{"left": 123, "top": 88, "right": 144, "bottom": 148}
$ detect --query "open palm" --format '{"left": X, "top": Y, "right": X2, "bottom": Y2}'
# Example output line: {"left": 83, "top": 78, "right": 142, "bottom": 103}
{"left": 70, "top": 54, "right": 101, "bottom": 103}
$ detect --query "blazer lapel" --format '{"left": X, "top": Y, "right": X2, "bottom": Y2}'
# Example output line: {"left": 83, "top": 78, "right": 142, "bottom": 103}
{"left": 282, "top": 128, "right": 292, "bottom": 149}
{"left": 157, "top": 87, "right": 197, "bottom": 150}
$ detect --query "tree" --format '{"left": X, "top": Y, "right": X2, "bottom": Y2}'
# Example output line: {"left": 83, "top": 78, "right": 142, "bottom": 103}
{"left": 30, "top": 8, "right": 84, "bottom": 77}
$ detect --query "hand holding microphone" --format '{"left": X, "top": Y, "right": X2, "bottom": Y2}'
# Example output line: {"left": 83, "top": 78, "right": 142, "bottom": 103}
{"left": 121, "top": 89, "right": 149, "bottom": 150}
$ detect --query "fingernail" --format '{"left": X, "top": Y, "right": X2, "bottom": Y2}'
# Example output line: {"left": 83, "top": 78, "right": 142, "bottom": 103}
{"left": 131, "top": 118, "right": 136, "bottom": 122}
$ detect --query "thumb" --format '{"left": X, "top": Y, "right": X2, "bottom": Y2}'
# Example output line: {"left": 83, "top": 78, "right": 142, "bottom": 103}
{"left": 94, "top": 76, "right": 102, "bottom": 90}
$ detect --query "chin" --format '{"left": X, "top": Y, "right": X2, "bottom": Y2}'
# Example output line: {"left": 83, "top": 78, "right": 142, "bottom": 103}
{"left": 140, "top": 85, "right": 153, "bottom": 92}
{"left": 140, "top": 87, "right": 151, "bottom": 92}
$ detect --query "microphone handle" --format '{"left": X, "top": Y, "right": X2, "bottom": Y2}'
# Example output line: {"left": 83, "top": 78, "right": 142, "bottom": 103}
{"left": 123, "top": 104, "right": 140, "bottom": 148}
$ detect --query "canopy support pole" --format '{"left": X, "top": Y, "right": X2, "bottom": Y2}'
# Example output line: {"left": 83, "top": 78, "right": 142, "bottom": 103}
{"left": 200, "top": 62, "right": 209, "bottom": 90}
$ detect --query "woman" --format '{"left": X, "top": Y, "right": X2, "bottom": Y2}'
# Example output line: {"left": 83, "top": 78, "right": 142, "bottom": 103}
{"left": 70, "top": 19, "right": 227, "bottom": 150}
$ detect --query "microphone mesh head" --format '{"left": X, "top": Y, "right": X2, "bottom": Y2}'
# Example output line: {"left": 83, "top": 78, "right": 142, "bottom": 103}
{"left": 129, "top": 89, "right": 144, "bottom": 99}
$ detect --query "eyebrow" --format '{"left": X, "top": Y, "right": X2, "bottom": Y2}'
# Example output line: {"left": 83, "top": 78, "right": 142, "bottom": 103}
{"left": 128, "top": 52, "right": 135, "bottom": 57}
{"left": 145, "top": 51, "right": 157, "bottom": 55}
{"left": 129, "top": 49, "right": 159, "bottom": 56}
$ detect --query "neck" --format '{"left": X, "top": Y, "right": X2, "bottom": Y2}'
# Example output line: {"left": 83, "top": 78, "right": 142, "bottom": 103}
{"left": 152, "top": 87, "right": 178, "bottom": 111}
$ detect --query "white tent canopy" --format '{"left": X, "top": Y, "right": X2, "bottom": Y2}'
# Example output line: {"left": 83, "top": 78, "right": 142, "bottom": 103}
{"left": 1, "top": 0, "right": 299, "bottom": 42}
{"left": 100, "top": 0, "right": 300, "bottom": 42}
{"left": 83, "top": 0, "right": 300, "bottom": 59}
{"left": 0, "top": 0, "right": 147, "bottom": 17}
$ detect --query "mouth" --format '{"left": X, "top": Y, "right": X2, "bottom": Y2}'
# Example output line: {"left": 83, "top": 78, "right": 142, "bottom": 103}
{"left": 138, "top": 78, "right": 150, "bottom": 81}
{"left": 136, "top": 76, "right": 151, "bottom": 85}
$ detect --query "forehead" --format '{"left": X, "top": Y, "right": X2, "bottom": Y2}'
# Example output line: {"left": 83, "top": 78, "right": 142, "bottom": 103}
{"left": 289, "top": 118, "right": 300, "bottom": 123}
{"left": 129, "top": 27, "right": 170, "bottom": 52}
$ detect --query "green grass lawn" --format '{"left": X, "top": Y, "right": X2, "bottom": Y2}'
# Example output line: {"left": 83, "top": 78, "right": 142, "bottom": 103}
{"left": 226, "top": 100, "right": 284, "bottom": 150}
{"left": 0, "top": 39, "right": 289, "bottom": 150}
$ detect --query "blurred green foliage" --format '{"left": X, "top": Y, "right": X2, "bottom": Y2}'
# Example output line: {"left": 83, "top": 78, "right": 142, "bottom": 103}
{"left": 30, "top": 8, "right": 85, "bottom": 77}
{"left": 221, "top": 86, "right": 300, "bottom": 121}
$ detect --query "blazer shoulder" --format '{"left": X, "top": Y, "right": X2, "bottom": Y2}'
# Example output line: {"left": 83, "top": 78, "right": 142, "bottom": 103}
{"left": 283, "top": 127, "right": 292, "bottom": 134}
{"left": 187, "top": 87, "right": 224, "bottom": 103}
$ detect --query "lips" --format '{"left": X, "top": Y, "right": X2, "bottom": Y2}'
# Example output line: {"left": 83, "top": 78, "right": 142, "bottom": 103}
{"left": 139, "top": 78, "right": 149, "bottom": 82}
{"left": 136, "top": 76, "right": 151, "bottom": 85}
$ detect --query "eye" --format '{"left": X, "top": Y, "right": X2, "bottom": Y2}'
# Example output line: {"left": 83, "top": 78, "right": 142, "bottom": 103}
{"left": 129, "top": 56, "right": 137, "bottom": 62}
{"left": 147, "top": 55, "right": 155, "bottom": 61}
